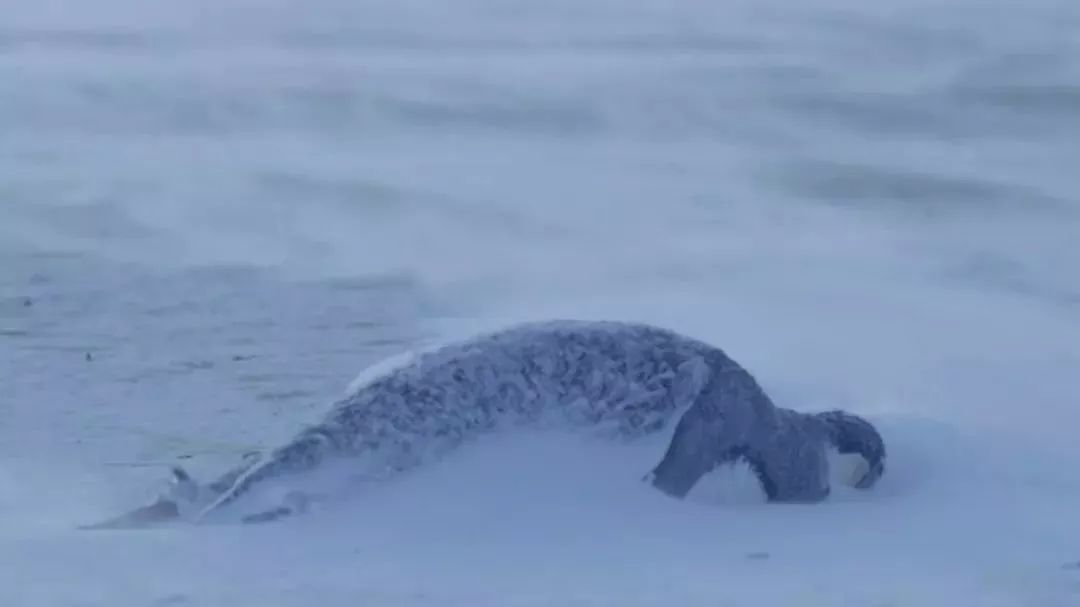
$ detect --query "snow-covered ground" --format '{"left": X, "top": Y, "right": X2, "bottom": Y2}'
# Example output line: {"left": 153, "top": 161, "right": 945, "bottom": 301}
{"left": 2, "top": 1, "right": 1080, "bottom": 605}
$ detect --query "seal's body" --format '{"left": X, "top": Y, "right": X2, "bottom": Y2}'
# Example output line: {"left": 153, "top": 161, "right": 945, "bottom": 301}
{"left": 87, "top": 320, "right": 886, "bottom": 528}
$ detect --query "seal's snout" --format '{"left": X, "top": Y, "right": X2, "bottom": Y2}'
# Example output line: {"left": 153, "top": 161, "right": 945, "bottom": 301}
{"left": 853, "top": 457, "right": 884, "bottom": 490}
{"left": 815, "top": 409, "right": 886, "bottom": 490}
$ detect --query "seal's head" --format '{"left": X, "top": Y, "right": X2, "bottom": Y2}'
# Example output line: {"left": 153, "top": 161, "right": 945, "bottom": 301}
{"left": 814, "top": 410, "right": 886, "bottom": 490}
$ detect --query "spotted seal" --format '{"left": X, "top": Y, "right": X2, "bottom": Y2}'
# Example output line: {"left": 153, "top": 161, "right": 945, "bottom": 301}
{"left": 84, "top": 320, "right": 885, "bottom": 528}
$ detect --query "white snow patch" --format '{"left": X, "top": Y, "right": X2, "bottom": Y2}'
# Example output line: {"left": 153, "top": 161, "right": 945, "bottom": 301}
{"left": 3, "top": 420, "right": 1079, "bottom": 606}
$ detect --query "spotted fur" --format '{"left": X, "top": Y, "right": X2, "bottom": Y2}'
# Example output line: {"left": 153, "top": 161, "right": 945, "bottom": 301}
{"left": 186, "top": 320, "right": 884, "bottom": 522}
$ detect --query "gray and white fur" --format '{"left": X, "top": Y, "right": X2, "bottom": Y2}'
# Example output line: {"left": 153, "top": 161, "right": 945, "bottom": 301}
{"left": 135, "top": 320, "right": 886, "bottom": 525}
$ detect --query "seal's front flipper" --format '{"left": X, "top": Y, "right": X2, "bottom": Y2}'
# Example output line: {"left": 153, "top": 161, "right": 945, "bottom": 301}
{"left": 240, "top": 505, "right": 293, "bottom": 524}
{"left": 239, "top": 490, "right": 310, "bottom": 525}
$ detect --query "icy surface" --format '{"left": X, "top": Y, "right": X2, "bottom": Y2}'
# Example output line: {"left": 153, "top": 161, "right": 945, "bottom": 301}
{"left": 3, "top": 0, "right": 1080, "bottom": 605}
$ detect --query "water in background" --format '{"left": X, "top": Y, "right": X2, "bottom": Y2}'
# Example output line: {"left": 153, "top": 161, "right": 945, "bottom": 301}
{"left": 2, "top": 0, "right": 1079, "bottom": 522}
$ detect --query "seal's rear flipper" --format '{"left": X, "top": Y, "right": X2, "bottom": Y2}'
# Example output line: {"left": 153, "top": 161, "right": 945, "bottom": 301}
{"left": 78, "top": 466, "right": 202, "bottom": 530}
{"left": 78, "top": 496, "right": 181, "bottom": 530}
{"left": 167, "top": 466, "right": 200, "bottom": 505}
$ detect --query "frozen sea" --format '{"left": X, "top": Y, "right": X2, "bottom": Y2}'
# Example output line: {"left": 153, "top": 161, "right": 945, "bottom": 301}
{"left": 2, "top": 1, "right": 1080, "bottom": 605}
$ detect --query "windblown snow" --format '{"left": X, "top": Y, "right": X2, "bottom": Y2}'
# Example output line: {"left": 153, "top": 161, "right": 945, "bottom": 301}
{"left": 2, "top": 0, "right": 1080, "bottom": 605}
